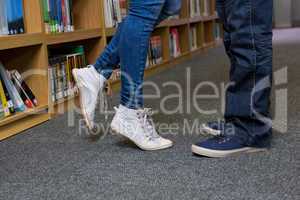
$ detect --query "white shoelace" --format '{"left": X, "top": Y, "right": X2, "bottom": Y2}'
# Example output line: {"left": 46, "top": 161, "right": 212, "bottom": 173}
{"left": 99, "top": 86, "right": 109, "bottom": 121}
{"left": 138, "top": 108, "right": 160, "bottom": 141}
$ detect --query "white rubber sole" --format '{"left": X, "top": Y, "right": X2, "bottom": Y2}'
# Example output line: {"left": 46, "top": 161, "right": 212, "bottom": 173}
{"left": 72, "top": 69, "right": 94, "bottom": 131}
{"left": 201, "top": 124, "right": 222, "bottom": 136}
{"left": 111, "top": 126, "right": 173, "bottom": 151}
{"left": 191, "top": 144, "right": 267, "bottom": 158}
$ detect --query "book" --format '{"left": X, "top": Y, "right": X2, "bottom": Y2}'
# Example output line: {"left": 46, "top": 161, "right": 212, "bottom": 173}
{"left": 41, "top": 0, "right": 74, "bottom": 34}
{"left": 0, "top": 0, "right": 25, "bottom": 35}
{"left": 0, "top": 0, "right": 9, "bottom": 35}
{"left": 169, "top": 28, "right": 181, "bottom": 58}
{"left": 10, "top": 72, "right": 34, "bottom": 108}
{"left": 0, "top": 75, "right": 14, "bottom": 114}
{"left": 0, "top": 76, "right": 10, "bottom": 117}
{"left": 146, "top": 35, "right": 163, "bottom": 67}
{"left": 214, "top": 22, "right": 222, "bottom": 40}
{"left": 10, "top": 70, "right": 38, "bottom": 107}
{"left": 0, "top": 61, "right": 25, "bottom": 112}
{"left": 49, "top": 46, "right": 87, "bottom": 102}
{"left": 104, "top": 0, "right": 127, "bottom": 28}
{"left": 190, "top": 0, "right": 201, "bottom": 17}
{"left": 190, "top": 26, "right": 198, "bottom": 50}
{"left": 203, "top": 0, "right": 211, "bottom": 16}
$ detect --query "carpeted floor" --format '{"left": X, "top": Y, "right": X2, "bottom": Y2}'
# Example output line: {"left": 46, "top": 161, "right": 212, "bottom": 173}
{"left": 0, "top": 29, "right": 299, "bottom": 200}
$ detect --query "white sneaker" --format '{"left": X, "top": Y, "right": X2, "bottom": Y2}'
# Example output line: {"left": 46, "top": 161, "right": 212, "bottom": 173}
{"left": 111, "top": 105, "right": 173, "bottom": 151}
{"left": 72, "top": 65, "right": 106, "bottom": 131}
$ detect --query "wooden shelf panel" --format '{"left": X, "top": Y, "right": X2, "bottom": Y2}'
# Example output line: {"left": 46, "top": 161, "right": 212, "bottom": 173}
{"left": 158, "top": 18, "right": 189, "bottom": 28}
{"left": 106, "top": 28, "right": 116, "bottom": 37}
{"left": 202, "top": 14, "right": 218, "bottom": 21}
{"left": 189, "top": 14, "right": 218, "bottom": 24}
{"left": 46, "top": 28, "right": 103, "bottom": 45}
{"left": 0, "top": 111, "right": 49, "bottom": 141}
{"left": 0, "top": 33, "right": 43, "bottom": 51}
{"left": 0, "top": 105, "right": 48, "bottom": 127}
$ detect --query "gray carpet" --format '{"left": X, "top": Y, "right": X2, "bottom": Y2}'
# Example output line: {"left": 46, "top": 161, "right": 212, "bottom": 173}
{"left": 0, "top": 29, "right": 299, "bottom": 200}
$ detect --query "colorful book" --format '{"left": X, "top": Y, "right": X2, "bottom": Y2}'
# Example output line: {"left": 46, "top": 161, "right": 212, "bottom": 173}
{"left": 10, "top": 70, "right": 38, "bottom": 107}
{"left": 0, "top": 62, "right": 25, "bottom": 112}
{"left": 0, "top": 75, "right": 10, "bottom": 117}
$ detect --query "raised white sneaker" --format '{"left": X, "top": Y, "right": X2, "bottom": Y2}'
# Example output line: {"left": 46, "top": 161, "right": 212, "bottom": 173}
{"left": 111, "top": 105, "right": 173, "bottom": 151}
{"left": 72, "top": 65, "right": 106, "bottom": 131}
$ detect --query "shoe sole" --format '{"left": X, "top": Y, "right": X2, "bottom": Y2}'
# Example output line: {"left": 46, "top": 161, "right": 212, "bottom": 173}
{"left": 72, "top": 69, "right": 94, "bottom": 131}
{"left": 111, "top": 127, "right": 173, "bottom": 151}
{"left": 201, "top": 124, "right": 221, "bottom": 136}
{"left": 191, "top": 144, "right": 267, "bottom": 158}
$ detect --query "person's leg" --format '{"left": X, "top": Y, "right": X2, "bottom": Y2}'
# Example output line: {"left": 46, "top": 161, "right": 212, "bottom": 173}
{"left": 192, "top": 0, "right": 273, "bottom": 157}
{"left": 73, "top": 0, "right": 182, "bottom": 133}
{"left": 93, "top": 0, "right": 182, "bottom": 80}
{"left": 118, "top": 0, "right": 181, "bottom": 109}
{"left": 111, "top": 0, "right": 176, "bottom": 151}
{"left": 201, "top": 0, "right": 233, "bottom": 136}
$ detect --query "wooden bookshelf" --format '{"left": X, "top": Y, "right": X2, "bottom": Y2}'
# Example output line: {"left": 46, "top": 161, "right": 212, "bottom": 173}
{"left": 0, "top": 0, "right": 222, "bottom": 140}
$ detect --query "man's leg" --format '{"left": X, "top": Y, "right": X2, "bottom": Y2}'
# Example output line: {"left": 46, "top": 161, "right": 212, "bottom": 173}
{"left": 224, "top": 0, "right": 273, "bottom": 144}
{"left": 192, "top": 0, "right": 273, "bottom": 157}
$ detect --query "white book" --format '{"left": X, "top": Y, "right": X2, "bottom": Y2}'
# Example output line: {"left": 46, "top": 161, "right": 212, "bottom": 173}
{"left": 104, "top": 0, "right": 114, "bottom": 28}
{"left": 203, "top": 0, "right": 210, "bottom": 16}
{"left": 0, "top": 0, "right": 9, "bottom": 35}
{"left": 195, "top": 0, "right": 201, "bottom": 16}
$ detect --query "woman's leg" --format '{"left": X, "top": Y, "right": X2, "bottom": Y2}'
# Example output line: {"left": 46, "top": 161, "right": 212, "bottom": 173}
{"left": 119, "top": 0, "right": 167, "bottom": 109}
{"left": 93, "top": 0, "right": 182, "bottom": 80}
{"left": 110, "top": 0, "right": 175, "bottom": 151}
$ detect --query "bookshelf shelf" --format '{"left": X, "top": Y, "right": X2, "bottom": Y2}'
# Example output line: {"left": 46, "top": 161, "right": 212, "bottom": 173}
{"left": 158, "top": 18, "right": 190, "bottom": 28}
{"left": 0, "top": 0, "right": 222, "bottom": 140}
{"left": 45, "top": 28, "right": 103, "bottom": 45}
{"left": 0, "top": 33, "right": 44, "bottom": 51}
{"left": 106, "top": 28, "right": 117, "bottom": 37}
{"left": 0, "top": 105, "right": 48, "bottom": 127}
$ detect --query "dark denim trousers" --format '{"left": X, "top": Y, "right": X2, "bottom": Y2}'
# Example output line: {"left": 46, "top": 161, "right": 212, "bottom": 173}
{"left": 217, "top": 0, "right": 273, "bottom": 145}
{"left": 94, "top": 0, "right": 182, "bottom": 109}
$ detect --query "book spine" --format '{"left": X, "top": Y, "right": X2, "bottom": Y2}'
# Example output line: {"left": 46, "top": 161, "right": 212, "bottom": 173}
{"left": 15, "top": 0, "right": 25, "bottom": 34}
{"left": 12, "top": 70, "right": 38, "bottom": 106}
{"left": 42, "top": 0, "right": 50, "bottom": 33}
{"left": 0, "top": 75, "right": 11, "bottom": 117}
{"left": 0, "top": 0, "right": 9, "bottom": 35}
{"left": 56, "top": 0, "right": 63, "bottom": 32}
{"left": 0, "top": 62, "right": 25, "bottom": 112}
{"left": 11, "top": 72, "right": 34, "bottom": 109}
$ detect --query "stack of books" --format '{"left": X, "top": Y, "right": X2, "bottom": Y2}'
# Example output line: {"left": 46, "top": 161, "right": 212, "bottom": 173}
{"left": 48, "top": 46, "right": 86, "bottom": 102}
{"left": 0, "top": 62, "right": 38, "bottom": 120}
{"left": 0, "top": 0, "right": 25, "bottom": 35}
{"left": 41, "top": 0, "right": 74, "bottom": 34}
{"left": 190, "top": 0, "right": 201, "bottom": 17}
{"left": 104, "top": 0, "right": 128, "bottom": 28}
{"left": 169, "top": 28, "right": 181, "bottom": 58}
{"left": 190, "top": 26, "right": 198, "bottom": 50}
{"left": 146, "top": 36, "right": 163, "bottom": 67}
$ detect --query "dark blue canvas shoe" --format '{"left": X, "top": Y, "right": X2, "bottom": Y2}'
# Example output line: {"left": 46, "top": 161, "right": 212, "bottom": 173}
{"left": 191, "top": 135, "right": 267, "bottom": 158}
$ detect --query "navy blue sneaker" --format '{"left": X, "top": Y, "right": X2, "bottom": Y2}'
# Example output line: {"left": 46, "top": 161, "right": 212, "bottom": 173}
{"left": 191, "top": 136, "right": 267, "bottom": 158}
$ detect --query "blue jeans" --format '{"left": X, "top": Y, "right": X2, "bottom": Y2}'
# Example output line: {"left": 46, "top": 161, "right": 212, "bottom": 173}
{"left": 217, "top": 0, "right": 273, "bottom": 145}
{"left": 94, "top": 0, "right": 182, "bottom": 109}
